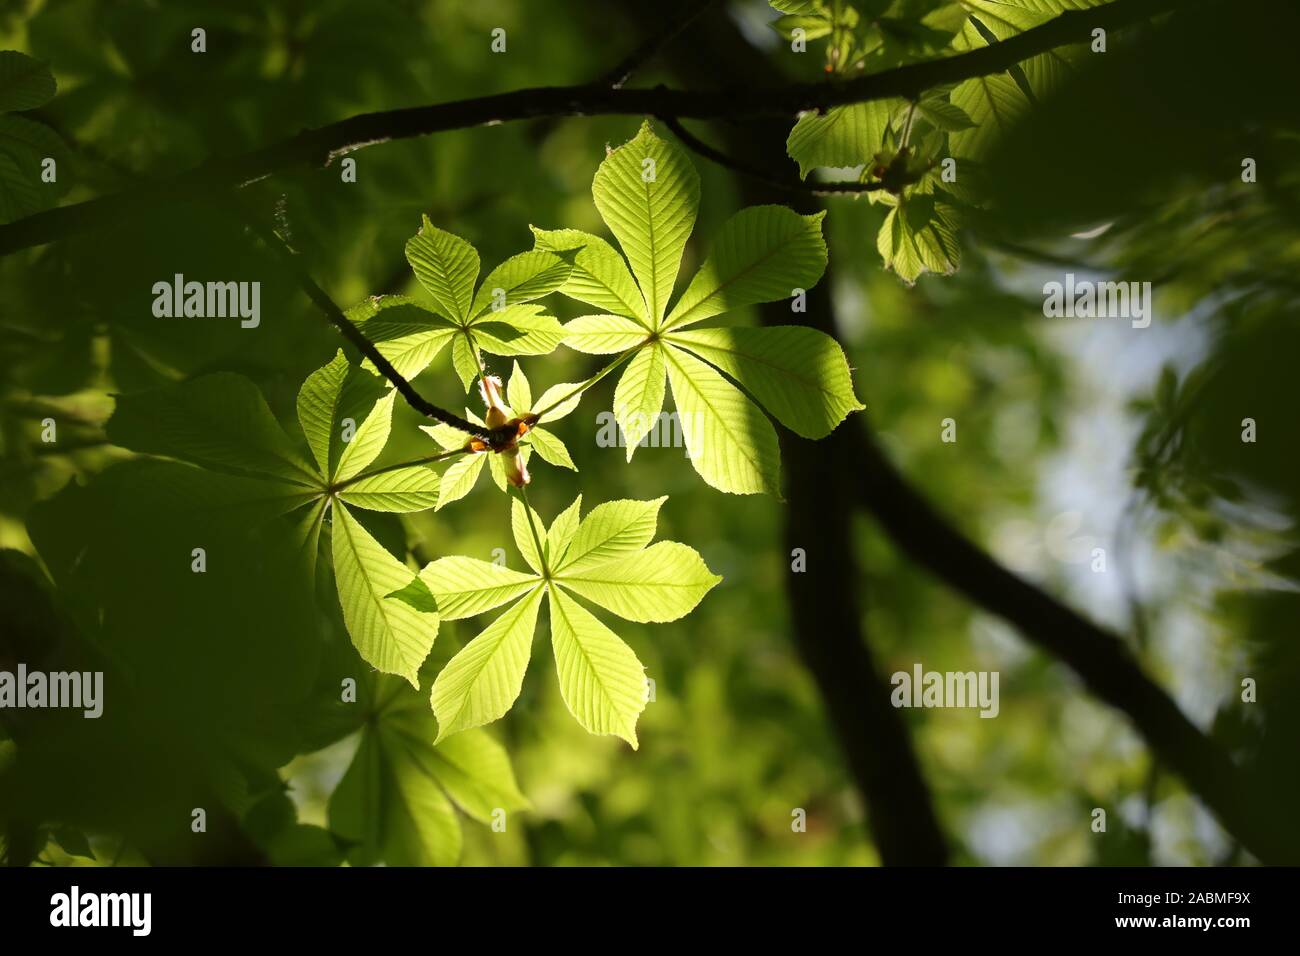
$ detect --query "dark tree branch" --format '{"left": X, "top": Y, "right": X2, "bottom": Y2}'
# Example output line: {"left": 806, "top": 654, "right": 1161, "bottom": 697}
{"left": 0, "top": 0, "right": 1192, "bottom": 257}
{"left": 848, "top": 424, "right": 1300, "bottom": 863}
{"left": 238, "top": 208, "right": 493, "bottom": 442}
{"left": 775, "top": 296, "right": 951, "bottom": 865}
{"left": 641, "top": 1, "right": 951, "bottom": 864}
{"left": 639, "top": 0, "right": 1293, "bottom": 864}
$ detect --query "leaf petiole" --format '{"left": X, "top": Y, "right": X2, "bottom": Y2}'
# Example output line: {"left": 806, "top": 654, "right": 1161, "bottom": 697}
{"left": 516, "top": 484, "right": 550, "bottom": 579}
{"left": 334, "top": 446, "right": 470, "bottom": 492}
{"left": 531, "top": 345, "right": 644, "bottom": 422}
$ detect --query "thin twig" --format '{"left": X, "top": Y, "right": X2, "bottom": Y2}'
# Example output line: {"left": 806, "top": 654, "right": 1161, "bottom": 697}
{"left": 334, "top": 447, "right": 471, "bottom": 491}
{"left": 531, "top": 347, "right": 641, "bottom": 421}
{"left": 601, "top": 0, "right": 720, "bottom": 89}
{"left": 238, "top": 208, "right": 496, "bottom": 442}
{"left": 658, "top": 115, "right": 883, "bottom": 196}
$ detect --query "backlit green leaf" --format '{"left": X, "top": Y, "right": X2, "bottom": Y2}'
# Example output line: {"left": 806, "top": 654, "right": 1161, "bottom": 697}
{"left": 556, "top": 540, "right": 721, "bottom": 623}
{"left": 335, "top": 390, "right": 398, "bottom": 483}
{"left": 331, "top": 502, "right": 438, "bottom": 685}
{"left": 786, "top": 100, "right": 904, "bottom": 178}
{"left": 555, "top": 497, "right": 666, "bottom": 575}
{"left": 613, "top": 342, "right": 666, "bottom": 459}
{"left": 530, "top": 227, "right": 649, "bottom": 325}
{"left": 430, "top": 585, "right": 544, "bottom": 741}
{"left": 525, "top": 427, "right": 575, "bottom": 470}
{"left": 405, "top": 216, "right": 479, "bottom": 323}
{"left": 330, "top": 716, "right": 462, "bottom": 867}
{"left": 561, "top": 314, "right": 649, "bottom": 354}
{"left": 435, "top": 452, "right": 487, "bottom": 510}
{"left": 663, "top": 345, "right": 782, "bottom": 496}
{"left": 662, "top": 206, "right": 828, "bottom": 332}
{"left": 413, "top": 726, "right": 530, "bottom": 822}
{"left": 338, "top": 464, "right": 441, "bottom": 513}
{"left": 471, "top": 305, "right": 565, "bottom": 357}
{"left": 469, "top": 250, "right": 570, "bottom": 319}
{"left": 419, "top": 555, "right": 539, "bottom": 620}
{"left": 511, "top": 496, "right": 546, "bottom": 574}
{"left": 877, "top": 194, "right": 962, "bottom": 284}
{"left": 546, "top": 494, "right": 584, "bottom": 566}
{"left": 548, "top": 587, "right": 647, "bottom": 748}
{"left": 351, "top": 298, "right": 459, "bottom": 380}
{"left": 665, "top": 326, "right": 863, "bottom": 438}
{"left": 451, "top": 332, "right": 480, "bottom": 391}
{"left": 592, "top": 120, "right": 699, "bottom": 324}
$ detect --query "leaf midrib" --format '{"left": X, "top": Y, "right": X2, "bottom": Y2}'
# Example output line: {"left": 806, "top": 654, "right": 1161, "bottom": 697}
{"left": 662, "top": 226, "right": 811, "bottom": 332}
{"left": 550, "top": 587, "right": 632, "bottom": 734}
{"left": 437, "top": 585, "right": 542, "bottom": 733}
{"left": 663, "top": 346, "right": 773, "bottom": 484}
{"left": 666, "top": 331, "right": 851, "bottom": 403}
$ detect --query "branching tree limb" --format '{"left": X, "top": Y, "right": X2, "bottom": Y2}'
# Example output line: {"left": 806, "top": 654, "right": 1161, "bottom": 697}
{"left": 645, "top": 0, "right": 1293, "bottom": 865}
{"left": 238, "top": 208, "right": 495, "bottom": 442}
{"left": 640, "top": 1, "right": 951, "bottom": 863}
{"left": 847, "top": 426, "right": 1299, "bottom": 863}
{"left": 0, "top": 0, "right": 1191, "bottom": 257}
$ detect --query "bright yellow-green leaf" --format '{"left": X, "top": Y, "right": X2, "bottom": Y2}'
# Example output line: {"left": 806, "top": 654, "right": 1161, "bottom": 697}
{"left": 405, "top": 216, "right": 479, "bottom": 323}
{"left": 561, "top": 314, "right": 649, "bottom": 355}
{"left": 556, "top": 540, "right": 721, "bottom": 623}
{"left": 665, "top": 325, "right": 863, "bottom": 438}
{"left": 472, "top": 305, "right": 566, "bottom": 356}
{"left": 546, "top": 494, "right": 584, "bottom": 567}
{"left": 338, "top": 464, "right": 441, "bottom": 513}
{"left": 555, "top": 496, "right": 667, "bottom": 575}
{"left": 430, "top": 585, "right": 544, "bottom": 741}
{"left": 526, "top": 427, "right": 575, "bottom": 470}
{"left": 331, "top": 502, "right": 438, "bottom": 686}
{"left": 506, "top": 360, "right": 532, "bottom": 413}
{"left": 530, "top": 227, "right": 649, "bottom": 325}
{"left": 511, "top": 496, "right": 546, "bottom": 574}
{"left": 335, "top": 390, "right": 397, "bottom": 483}
{"left": 786, "top": 100, "right": 904, "bottom": 178}
{"left": 613, "top": 342, "right": 666, "bottom": 460}
{"left": 469, "top": 250, "right": 570, "bottom": 319}
{"left": 418, "top": 555, "right": 539, "bottom": 620}
{"left": 451, "top": 332, "right": 480, "bottom": 391}
{"left": 662, "top": 206, "right": 828, "bottom": 332}
{"left": 592, "top": 120, "right": 699, "bottom": 324}
{"left": 548, "top": 587, "right": 647, "bottom": 749}
{"left": 663, "top": 345, "right": 782, "bottom": 496}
